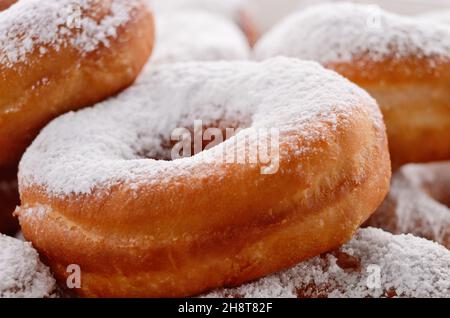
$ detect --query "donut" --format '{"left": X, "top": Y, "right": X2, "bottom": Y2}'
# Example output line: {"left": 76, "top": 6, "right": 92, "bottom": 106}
{"left": 0, "top": 0, "right": 16, "bottom": 11}
{"left": 151, "top": 11, "right": 250, "bottom": 64}
{"left": 254, "top": 3, "right": 450, "bottom": 169}
{"left": 367, "top": 162, "right": 450, "bottom": 249}
{"left": 0, "top": 167, "right": 19, "bottom": 235}
{"left": 0, "top": 0, "right": 154, "bottom": 168}
{"left": 15, "top": 58, "right": 390, "bottom": 297}
{"left": 0, "top": 234, "right": 57, "bottom": 298}
{"left": 204, "top": 228, "right": 450, "bottom": 298}
{"left": 148, "top": 0, "right": 259, "bottom": 45}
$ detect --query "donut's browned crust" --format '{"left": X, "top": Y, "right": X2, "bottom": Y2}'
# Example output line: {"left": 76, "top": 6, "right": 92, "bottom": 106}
{"left": 17, "top": 105, "right": 391, "bottom": 297}
{"left": 0, "top": 166, "right": 19, "bottom": 235}
{"left": 238, "top": 10, "right": 259, "bottom": 46}
{"left": 328, "top": 56, "right": 450, "bottom": 169}
{"left": 0, "top": 0, "right": 19, "bottom": 232}
{"left": 0, "top": 0, "right": 16, "bottom": 11}
{"left": 0, "top": 0, "right": 155, "bottom": 167}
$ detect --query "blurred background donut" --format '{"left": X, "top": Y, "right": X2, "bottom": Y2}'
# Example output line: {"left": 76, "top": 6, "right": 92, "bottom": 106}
{"left": 246, "top": 0, "right": 450, "bottom": 31}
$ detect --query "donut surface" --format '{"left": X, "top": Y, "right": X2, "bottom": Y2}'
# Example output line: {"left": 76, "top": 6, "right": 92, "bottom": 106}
{"left": 151, "top": 11, "right": 250, "bottom": 64}
{"left": 148, "top": 0, "right": 259, "bottom": 45}
{"left": 204, "top": 228, "right": 450, "bottom": 298}
{"left": 0, "top": 0, "right": 16, "bottom": 11}
{"left": 0, "top": 0, "right": 154, "bottom": 167}
{"left": 16, "top": 58, "right": 390, "bottom": 297}
{"left": 0, "top": 234, "right": 57, "bottom": 298}
{"left": 367, "top": 162, "right": 450, "bottom": 249}
{"left": 255, "top": 3, "right": 450, "bottom": 168}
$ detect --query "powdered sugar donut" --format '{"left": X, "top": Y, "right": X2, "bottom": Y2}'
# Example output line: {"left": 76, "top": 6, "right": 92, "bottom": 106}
{"left": 0, "top": 0, "right": 154, "bottom": 168}
{"left": 367, "top": 162, "right": 450, "bottom": 249}
{"left": 151, "top": 11, "right": 250, "bottom": 64}
{"left": 148, "top": 0, "right": 258, "bottom": 45}
{"left": 16, "top": 57, "right": 390, "bottom": 297}
{"left": 204, "top": 228, "right": 450, "bottom": 298}
{"left": 0, "top": 234, "right": 57, "bottom": 298}
{"left": 255, "top": 3, "right": 450, "bottom": 168}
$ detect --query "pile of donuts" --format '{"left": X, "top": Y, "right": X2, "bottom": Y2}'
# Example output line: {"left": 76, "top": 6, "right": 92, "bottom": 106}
{"left": 0, "top": 0, "right": 449, "bottom": 298}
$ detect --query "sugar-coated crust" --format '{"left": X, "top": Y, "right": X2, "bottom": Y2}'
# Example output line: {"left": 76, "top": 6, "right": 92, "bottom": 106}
{"left": 367, "top": 162, "right": 450, "bottom": 249}
{"left": 204, "top": 228, "right": 450, "bottom": 298}
{"left": 255, "top": 3, "right": 450, "bottom": 168}
{"left": 16, "top": 58, "right": 390, "bottom": 297}
{"left": 0, "top": 0, "right": 154, "bottom": 167}
{"left": 328, "top": 57, "right": 450, "bottom": 169}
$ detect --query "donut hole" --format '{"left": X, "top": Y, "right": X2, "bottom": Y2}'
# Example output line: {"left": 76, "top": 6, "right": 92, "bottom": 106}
{"left": 133, "top": 117, "right": 252, "bottom": 161}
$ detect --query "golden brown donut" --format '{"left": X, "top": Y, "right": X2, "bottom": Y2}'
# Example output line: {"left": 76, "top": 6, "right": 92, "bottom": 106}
{"left": 255, "top": 3, "right": 450, "bottom": 169}
{"left": 16, "top": 58, "right": 390, "bottom": 297}
{"left": 367, "top": 162, "right": 450, "bottom": 249}
{"left": 0, "top": 0, "right": 154, "bottom": 167}
{"left": 204, "top": 228, "right": 450, "bottom": 298}
{"left": 0, "top": 1, "right": 19, "bottom": 235}
{"left": 0, "top": 166, "right": 19, "bottom": 235}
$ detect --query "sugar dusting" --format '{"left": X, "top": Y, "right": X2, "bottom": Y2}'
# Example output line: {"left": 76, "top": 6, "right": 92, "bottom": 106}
{"left": 150, "top": 11, "right": 250, "bottom": 64}
{"left": 368, "top": 162, "right": 450, "bottom": 248}
{"left": 254, "top": 2, "right": 450, "bottom": 64}
{"left": 203, "top": 228, "right": 450, "bottom": 298}
{"left": 0, "top": 235, "right": 57, "bottom": 298}
{"left": 148, "top": 0, "right": 246, "bottom": 22}
{"left": 420, "top": 10, "right": 450, "bottom": 25}
{"left": 18, "top": 57, "right": 381, "bottom": 197}
{"left": 0, "top": 0, "right": 141, "bottom": 68}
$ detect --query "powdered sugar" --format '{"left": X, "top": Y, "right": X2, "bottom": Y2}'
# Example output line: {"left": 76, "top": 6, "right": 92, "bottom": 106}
{"left": 20, "top": 204, "right": 50, "bottom": 220}
{"left": 0, "top": 235, "right": 57, "bottom": 298}
{"left": 148, "top": 0, "right": 246, "bottom": 23}
{"left": 254, "top": 2, "right": 450, "bottom": 65}
{"left": 203, "top": 228, "right": 450, "bottom": 298}
{"left": 0, "top": 0, "right": 140, "bottom": 68}
{"left": 367, "top": 162, "right": 450, "bottom": 248}
{"left": 150, "top": 11, "right": 250, "bottom": 64}
{"left": 19, "top": 57, "right": 381, "bottom": 197}
{"left": 420, "top": 10, "right": 450, "bottom": 25}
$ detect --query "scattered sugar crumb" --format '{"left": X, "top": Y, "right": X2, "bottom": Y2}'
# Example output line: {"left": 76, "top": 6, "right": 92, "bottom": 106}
{"left": 0, "top": 235, "right": 57, "bottom": 298}
{"left": 203, "top": 228, "right": 450, "bottom": 298}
